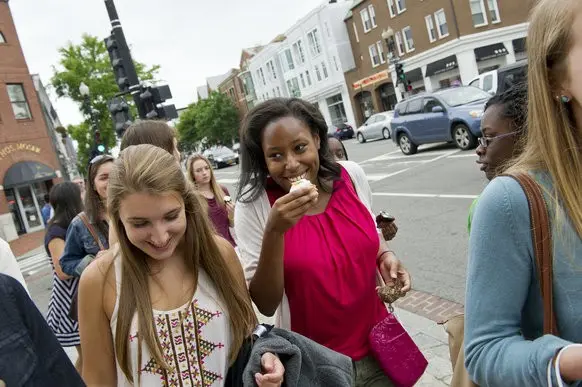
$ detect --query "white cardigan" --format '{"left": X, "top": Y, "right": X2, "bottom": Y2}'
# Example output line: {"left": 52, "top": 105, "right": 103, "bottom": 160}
{"left": 234, "top": 160, "right": 376, "bottom": 328}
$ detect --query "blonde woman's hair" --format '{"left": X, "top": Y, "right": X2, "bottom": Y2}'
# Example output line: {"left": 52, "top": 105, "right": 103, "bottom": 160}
{"left": 508, "top": 0, "right": 582, "bottom": 238}
{"left": 187, "top": 154, "right": 227, "bottom": 208}
{"left": 108, "top": 144, "right": 256, "bottom": 382}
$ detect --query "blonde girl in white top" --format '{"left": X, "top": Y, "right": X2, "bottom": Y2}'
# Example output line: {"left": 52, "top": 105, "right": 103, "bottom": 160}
{"left": 78, "top": 144, "right": 284, "bottom": 386}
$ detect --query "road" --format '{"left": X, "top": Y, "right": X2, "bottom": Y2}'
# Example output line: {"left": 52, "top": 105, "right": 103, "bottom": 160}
{"left": 23, "top": 137, "right": 487, "bottom": 315}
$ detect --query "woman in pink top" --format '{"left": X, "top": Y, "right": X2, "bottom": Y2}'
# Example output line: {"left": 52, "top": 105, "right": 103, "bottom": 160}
{"left": 235, "top": 98, "right": 411, "bottom": 386}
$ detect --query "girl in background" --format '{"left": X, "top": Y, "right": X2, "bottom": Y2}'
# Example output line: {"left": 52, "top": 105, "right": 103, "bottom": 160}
{"left": 44, "top": 182, "right": 84, "bottom": 371}
{"left": 60, "top": 155, "right": 113, "bottom": 277}
{"left": 188, "top": 154, "right": 236, "bottom": 246}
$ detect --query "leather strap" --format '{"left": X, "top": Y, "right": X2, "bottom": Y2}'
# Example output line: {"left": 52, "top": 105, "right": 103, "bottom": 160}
{"left": 79, "top": 212, "right": 106, "bottom": 251}
{"left": 503, "top": 173, "right": 558, "bottom": 335}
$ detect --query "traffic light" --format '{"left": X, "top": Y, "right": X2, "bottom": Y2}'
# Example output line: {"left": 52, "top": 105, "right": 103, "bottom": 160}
{"left": 407, "top": 80, "right": 413, "bottom": 92}
{"left": 89, "top": 130, "right": 106, "bottom": 160}
{"left": 395, "top": 63, "right": 406, "bottom": 85}
{"left": 108, "top": 97, "right": 133, "bottom": 137}
{"left": 139, "top": 85, "right": 179, "bottom": 120}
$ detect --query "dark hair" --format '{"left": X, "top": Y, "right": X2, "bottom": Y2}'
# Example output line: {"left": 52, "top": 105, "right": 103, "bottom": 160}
{"left": 484, "top": 82, "right": 528, "bottom": 134}
{"left": 43, "top": 194, "right": 50, "bottom": 203}
{"left": 48, "top": 182, "right": 83, "bottom": 230}
{"left": 120, "top": 120, "right": 177, "bottom": 154}
{"left": 237, "top": 98, "right": 341, "bottom": 202}
{"left": 327, "top": 134, "right": 348, "bottom": 160}
{"left": 85, "top": 155, "right": 114, "bottom": 236}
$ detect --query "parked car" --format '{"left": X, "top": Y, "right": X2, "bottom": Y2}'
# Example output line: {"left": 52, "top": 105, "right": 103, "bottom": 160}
{"left": 356, "top": 111, "right": 394, "bottom": 143}
{"left": 203, "top": 146, "right": 239, "bottom": 168}
{"left": 327, "top": 123, "right": 354, "bottom": 140}
{"left": 468, "top": 60, "right": 527, "bottom": 95}
{"left": 390, "top": 86, "right": 490, "bottom": 155}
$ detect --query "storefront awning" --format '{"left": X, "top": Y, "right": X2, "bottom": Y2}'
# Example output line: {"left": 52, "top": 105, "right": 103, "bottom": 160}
{"left": 474, "top": 43, "right": 508, "bottom": 62}
{"left": 425, "top": 55, "right": 458, "bottom": 77}
{"left": 512, "top": 38, "right": 526, "bottom": 54}
{"left": 3, "top": 161, "right": 56, "bottom": 188}
{"left": 406, "top": 68, "right": 423, "bottom": 83}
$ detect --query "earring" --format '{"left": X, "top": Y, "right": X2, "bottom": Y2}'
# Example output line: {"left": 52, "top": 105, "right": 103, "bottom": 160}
{"left": 561, "top": 95, "right": 572, "bottom": 103}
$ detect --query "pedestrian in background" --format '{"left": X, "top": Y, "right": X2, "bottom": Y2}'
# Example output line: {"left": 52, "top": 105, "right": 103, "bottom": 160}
{"left": 77, "top": 145, "right": 284, "bottom": 386}
{"left": 60, "top": 155, "right": 113, "bottom": 277}
{"left": 188, "top": 154, "right": 236, "bottom": 247}
{"left": 41, "top": 193, "right": 52, "bottom": 225}
{"left": 235, "top": 98, "right": 411, "bottom": 386}
{"left": 44, "top": 181, "right": 85, "bottom": 373}
{"left": 465, "top": 0, "right": 582, "bottom": 385}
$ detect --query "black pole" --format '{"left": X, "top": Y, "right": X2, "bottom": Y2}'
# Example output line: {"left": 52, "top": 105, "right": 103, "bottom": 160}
{"left": 103, "top": 0, "right": 146, "bottom": 119}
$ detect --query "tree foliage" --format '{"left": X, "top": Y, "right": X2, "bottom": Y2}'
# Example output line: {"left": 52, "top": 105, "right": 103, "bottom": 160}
{"left": 177, "top": 91, "right": 239, "bottom": 153}
{"left": 51, "top": 34, "right": 159, "bottom": 174}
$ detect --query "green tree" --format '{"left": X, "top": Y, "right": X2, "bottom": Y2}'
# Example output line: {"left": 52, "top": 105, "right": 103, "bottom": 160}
{"left": 175, "top": 102, "right": 201, "bottom": 154}
{"left": 51, "top": 34, "right": 159, "bottom": 174}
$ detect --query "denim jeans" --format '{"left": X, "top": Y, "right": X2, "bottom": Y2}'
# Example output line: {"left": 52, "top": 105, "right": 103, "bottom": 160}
{"left": 0, "top": 274, "right": 84, "bottom": 386}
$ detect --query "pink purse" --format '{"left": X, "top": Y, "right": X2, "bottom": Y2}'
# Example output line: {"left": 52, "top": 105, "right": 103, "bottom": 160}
{"left": 369, "top": 273, "right": 428, "bottom": 387}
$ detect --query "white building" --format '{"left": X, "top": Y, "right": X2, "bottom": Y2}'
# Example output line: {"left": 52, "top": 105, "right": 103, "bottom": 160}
{"left": 248, "top": 0, "right": 357, "bottom": 128}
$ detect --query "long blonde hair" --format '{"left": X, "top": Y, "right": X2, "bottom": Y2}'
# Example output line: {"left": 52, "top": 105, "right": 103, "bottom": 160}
{"left": 108, "top": 145, "right": 256, "bottom": 382}
{"left": 187, "top": 154, "right": 227, "bottom": 207}
{"left": 508, "top": 0, "right": 582, "bottom": 238}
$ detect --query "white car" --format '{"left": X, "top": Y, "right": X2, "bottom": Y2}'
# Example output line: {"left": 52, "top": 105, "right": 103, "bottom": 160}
{"left": 356, "top": 111, "right": 394, "bottom": 143}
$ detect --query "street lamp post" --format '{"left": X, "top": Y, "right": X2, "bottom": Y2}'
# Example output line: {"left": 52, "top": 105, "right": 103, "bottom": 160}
{"left": 79, "top": 83, "right": 104, "bottom": 159}
{"left": 382, "top": 28, "right": 406, "bottom": 101}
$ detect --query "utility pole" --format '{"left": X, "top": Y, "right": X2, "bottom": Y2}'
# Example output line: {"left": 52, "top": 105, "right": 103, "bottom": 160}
{"left": 103, "top": 0, "right": 146, "bottom": 119}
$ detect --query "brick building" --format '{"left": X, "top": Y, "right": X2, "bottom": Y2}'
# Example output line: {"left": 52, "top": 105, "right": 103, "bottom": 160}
{"left": 344, "top": 0, "right": 534, "bottom": 125}
{"left": 218, "top": 68, "right": 248, "bottom": 120}
{"left": 0, "top": 0, "right": 63, "bottom": 242}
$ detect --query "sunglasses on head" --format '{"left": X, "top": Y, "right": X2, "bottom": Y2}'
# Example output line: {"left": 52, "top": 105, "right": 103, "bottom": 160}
{"left": 89, "top": 155, "right": 114, "bottom": 165}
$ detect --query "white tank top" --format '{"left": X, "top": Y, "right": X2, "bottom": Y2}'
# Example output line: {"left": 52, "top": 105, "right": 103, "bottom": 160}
{"left": 110, "top": 256, "right": 231, "bottom": 386}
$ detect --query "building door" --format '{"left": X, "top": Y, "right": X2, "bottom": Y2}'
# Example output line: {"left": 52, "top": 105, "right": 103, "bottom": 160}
{"left": 5, "top": 189, "right": 26, "bottom": 235}
{"left": 15, "top": 185, "right": 44, "bottom": 233}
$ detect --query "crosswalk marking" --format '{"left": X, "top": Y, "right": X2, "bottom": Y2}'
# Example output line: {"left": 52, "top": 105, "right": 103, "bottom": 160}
{"left": 18, "top": 252, "right": 50, "bottom": 276}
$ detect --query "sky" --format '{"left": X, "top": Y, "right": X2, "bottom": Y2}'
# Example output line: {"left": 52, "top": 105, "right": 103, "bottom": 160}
{"left": 9, "top": 0, "right": 326, "bottom": 127}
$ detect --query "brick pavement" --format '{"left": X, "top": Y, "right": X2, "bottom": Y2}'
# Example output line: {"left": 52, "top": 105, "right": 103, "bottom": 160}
{"left": 9, "top": 230, "right": 45, "bottom": 257}
{"left": 395, "top": 289, "right": 464, "bottom": 323}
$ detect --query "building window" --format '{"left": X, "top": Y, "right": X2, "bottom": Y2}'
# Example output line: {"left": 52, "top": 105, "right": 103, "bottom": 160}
{"left": 387, "top": 0, "right": 396, "bottom": 17}
{"left": 403, "top": 27, "right": 414, "bottom": 52}
{"left": 315, "top": 65, "right": 322, "bottom": 81}
{"left": 333, "top": 56, "right": 339, "bottom": 71}
{"left": 369, "top": 44, "right": 381, "bottom": 67}
{"left": 425, "top": 15, "right": 437, "bottom": 42}
{"left": 322, "top": 62, "right": 329, "bottom": 78}
{"left": 396, "top": 0, "right": 406, "bottom": 14}
{"left": 266, "top": 60, "right": 277, "bottom": 79}
{"left": 276, "top": 86, "right": 281, "bottom": 96}
{"left": 287, "top": 78, "right": 301, "bottom": 97}
{"left": 305, "top": 71, "right": 312, "bottom": 86}
{"left": 300, "top": 74, "right": 306, "bottom": 88}
{"left": 292, "top": 40, "right": 306, "bottom": 64}
{"left": 487, "top": 0, "right": 501, "bottom": 23}
{"left": 376, "top": 41, "right": 386, "bottom": 64}
{"left": 360, "top": 8, "right": 372, "bottom": 33}
{"left": 0, "top": 32, "right": 5, "bottom": 43}
{"left": 352, "top": 22, "right": 360, "bottom": 43}
{"left": 327, "top": 94, "right": 348, "bottom": 126}
{"left": 284, "top": 49, "right": 295, "bottom": 71}
{"left": 395, "top": 31, "right": 405, "bottom": 56}
{"left": 307, "top": 29, "right": 322, "bottom": 56}
{"left": 369, "top": 5, "right": 377, "bottom": 28}
{"left": 259, "top": 68, "right": 266, "bottom": 85}
{"left": 470, "top": 0, "right": 488, "bottom": 27}
{"left": 7, "top": 84, "right": 32, "bottom": 120}
{"left": 435, "top": 9, "right": 449, "bottom": 38}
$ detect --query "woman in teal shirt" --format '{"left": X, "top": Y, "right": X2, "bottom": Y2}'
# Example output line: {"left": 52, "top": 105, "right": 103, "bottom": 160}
{"left": 465, "top": 0, "right": 582, "bottom": 385}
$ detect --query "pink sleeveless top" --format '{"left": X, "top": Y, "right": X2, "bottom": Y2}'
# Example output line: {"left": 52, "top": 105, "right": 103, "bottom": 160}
{"left": 266, "top": 166, "right": 387, "bottom": 360}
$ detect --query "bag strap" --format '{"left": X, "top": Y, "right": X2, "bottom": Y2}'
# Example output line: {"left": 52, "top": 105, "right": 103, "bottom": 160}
{"left": 503, "top": 173, "right": 558, "bottom": 335}
{"left": 79, "top": 212, "right": 106, "bottom": 251}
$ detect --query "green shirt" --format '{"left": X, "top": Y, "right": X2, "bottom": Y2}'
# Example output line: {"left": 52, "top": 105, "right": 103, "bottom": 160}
{"left": 467, "top": 197, "right": 479, "bottom": 234}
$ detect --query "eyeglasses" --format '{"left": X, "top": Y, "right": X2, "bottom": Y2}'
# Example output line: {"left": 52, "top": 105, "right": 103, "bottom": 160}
{"left": 478, "top": 131, "right": 518, "bottom": 148}
{"left": 89, "top": 154, "right": 114, "bottom": 164}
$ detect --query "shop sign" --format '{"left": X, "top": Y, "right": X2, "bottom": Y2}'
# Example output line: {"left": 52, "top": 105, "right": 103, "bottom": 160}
{"left": 0, "top": 143, "right": 41, "bottom": 160}
{"left": 353, "top": 70, "right": 389, "bottom": 90}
